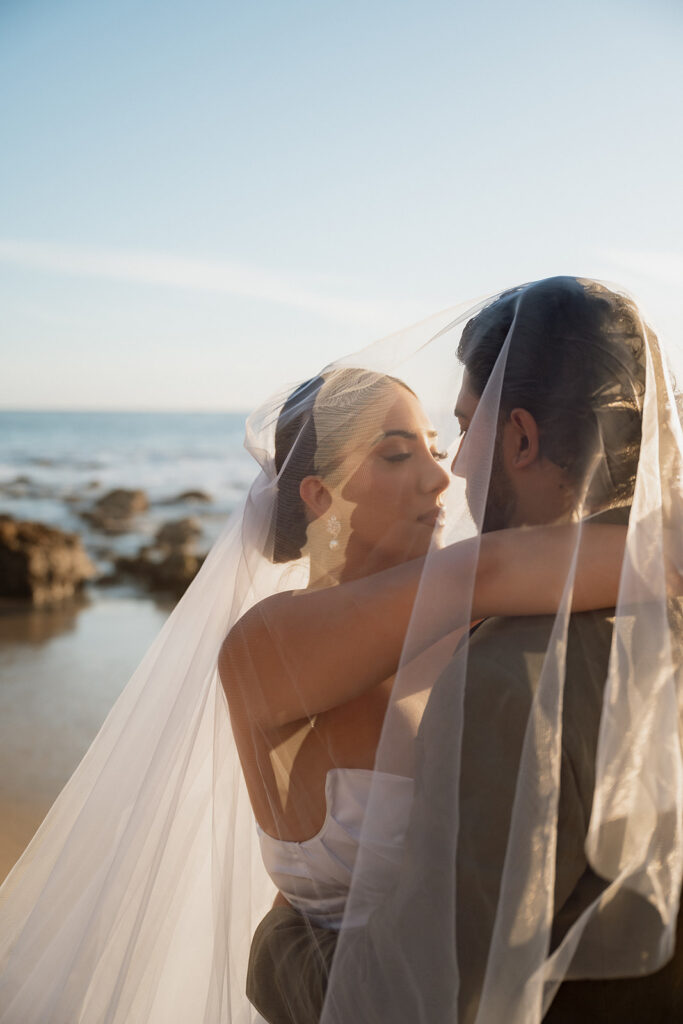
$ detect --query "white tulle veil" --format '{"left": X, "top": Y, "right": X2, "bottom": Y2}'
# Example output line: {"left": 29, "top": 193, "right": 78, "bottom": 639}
{"left": 322, "top": 279, "right": 683, "bottom": 1023}
{"left": 1, "top": 278, "right": 682, "bottom": 1024}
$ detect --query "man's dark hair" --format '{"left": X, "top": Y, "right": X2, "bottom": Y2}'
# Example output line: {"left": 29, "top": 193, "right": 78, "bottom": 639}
{"left": 457, "top": 277, "right": 648, "bottom": 510}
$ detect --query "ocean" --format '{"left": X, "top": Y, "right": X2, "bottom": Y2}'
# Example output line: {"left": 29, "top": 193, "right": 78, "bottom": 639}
{"left": 0, "top": 409, "right": 264, "bottom": 876}
{"left": 0, "top": 409, "right": 256, "bottom": 561}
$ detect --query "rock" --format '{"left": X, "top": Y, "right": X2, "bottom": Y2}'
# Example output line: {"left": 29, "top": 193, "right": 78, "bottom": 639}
{"left": 0, "top": 516, "right": 96, "bottom": 606}
{"left": 79, "top": 512, "right": 128, "bottom": 535}
{"left": 95, "top": 488, "right": 148, "bottom": 517}
{"left": 91, "top": 544, "right": 119, "bottom": 561}
{"left": 113, "top": 549, "right": 203, "bottom": 596}
{"left": 112, "top": 553, "right": 159, "bottom": 580}
{"left": 0, "top": 476, "right": 53, "bottom": 499}
{"left": 94, "top": 571, "right": 122, "bottom": 587}
{"left": 64, "top": 480, "right": 102, "bottom": 504}
{"left": 155, "top": 517, "right": 202, "bottom": 548}
{"left": 0, "top": 480, "right": 24, "bottom": 497}
{"left": 161, "top": 489, "right": 212, "bottom": 505}
{"left": 152, "top": 551, "right": 203, "bottom": 594}
{"left": 101, "top": 505, "right": 203, "bottom": 596}
{"left": 81, "top": 488, "right": 149, "bottom": 534}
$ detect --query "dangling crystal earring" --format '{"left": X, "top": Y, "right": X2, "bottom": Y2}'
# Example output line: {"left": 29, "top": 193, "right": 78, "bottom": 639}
{"left": 326, "top": 513, "right": 341, "bottom": 550}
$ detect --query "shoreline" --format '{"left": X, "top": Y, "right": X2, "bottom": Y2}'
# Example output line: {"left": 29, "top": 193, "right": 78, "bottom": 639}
{"left": 0, "top": 588, "right": 173, "bottom": 882}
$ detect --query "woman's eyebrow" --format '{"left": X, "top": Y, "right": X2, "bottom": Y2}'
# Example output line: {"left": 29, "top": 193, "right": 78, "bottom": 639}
{"left": 373, "top": 428, "right": 438, "bottom": 444}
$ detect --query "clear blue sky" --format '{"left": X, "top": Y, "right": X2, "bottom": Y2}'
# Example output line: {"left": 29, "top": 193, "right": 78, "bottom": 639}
{"left": 1, "top": 0, "right": 682, "bottom": 410}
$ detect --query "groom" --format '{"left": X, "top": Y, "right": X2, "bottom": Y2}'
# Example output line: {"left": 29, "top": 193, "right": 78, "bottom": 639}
{"left": 247, "top": 279, "right": 683, "bottom": 1023}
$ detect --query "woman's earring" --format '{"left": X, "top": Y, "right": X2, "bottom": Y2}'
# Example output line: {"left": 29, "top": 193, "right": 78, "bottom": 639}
{"left": 326, "top": 513, "right": 341, "bottom": 550}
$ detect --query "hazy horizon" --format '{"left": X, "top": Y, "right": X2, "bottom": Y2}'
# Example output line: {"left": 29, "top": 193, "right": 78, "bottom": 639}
{"left": 0, "top": 405, "right": 251, "bottom": 415}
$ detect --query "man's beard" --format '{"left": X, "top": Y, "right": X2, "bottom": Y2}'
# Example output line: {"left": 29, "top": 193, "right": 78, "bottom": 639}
{"left": 482, "top": 440, "right": 517, "bottom": 533}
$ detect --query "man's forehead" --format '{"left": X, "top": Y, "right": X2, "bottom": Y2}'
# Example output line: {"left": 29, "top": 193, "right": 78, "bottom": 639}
{"left": 454, "top": 371, "right": 479, "bottom": 421}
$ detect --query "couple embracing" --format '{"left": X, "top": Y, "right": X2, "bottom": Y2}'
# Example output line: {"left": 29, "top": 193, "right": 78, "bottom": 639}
{"left": 226, "top": 277, "right": 683, "bottom": 1023}
{"left": 1, "top": 277, "right": 682, "bottom": 1024}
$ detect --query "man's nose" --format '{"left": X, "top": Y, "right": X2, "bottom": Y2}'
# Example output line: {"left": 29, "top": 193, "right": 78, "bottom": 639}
{"left": 451, "top": 434, "right": 467, "bottom": 476}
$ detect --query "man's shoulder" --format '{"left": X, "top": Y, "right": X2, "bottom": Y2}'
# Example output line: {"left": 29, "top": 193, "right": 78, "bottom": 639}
{"left": 469, "top": 606, "right": 614, "bottom": 653}
{"left": 466, "top": 607, "right": 616, "bottom": 696}
{"left": 423, "top": 606, "right": 618, "bottom": 739}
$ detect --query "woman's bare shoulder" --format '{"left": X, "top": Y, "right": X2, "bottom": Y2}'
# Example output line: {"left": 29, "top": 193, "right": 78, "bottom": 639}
{"left": 218, "top": 590, "right": 299, "bottom": 704}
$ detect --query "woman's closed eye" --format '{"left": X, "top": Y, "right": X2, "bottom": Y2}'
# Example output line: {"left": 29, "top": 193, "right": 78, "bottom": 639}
{"left": 382, "top": 452, "right": 412, "bottom": 463}
{"left": 382, "top": 447, "right": 448, "bottom": 464}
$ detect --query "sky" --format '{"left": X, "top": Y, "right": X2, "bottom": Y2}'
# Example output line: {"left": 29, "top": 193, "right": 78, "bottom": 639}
{"left": 1, "top": 0, "right": 682, "bottom": 410}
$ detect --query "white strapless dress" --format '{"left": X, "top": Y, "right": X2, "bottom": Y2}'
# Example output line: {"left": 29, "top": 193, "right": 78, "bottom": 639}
{"left": 257, "top": 768, "right": 414, "bottom": 929}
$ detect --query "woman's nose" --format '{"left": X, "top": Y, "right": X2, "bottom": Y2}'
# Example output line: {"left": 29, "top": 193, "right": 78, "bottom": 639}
{"left": 424, "top": 456, "right": 450, "bottom": 495}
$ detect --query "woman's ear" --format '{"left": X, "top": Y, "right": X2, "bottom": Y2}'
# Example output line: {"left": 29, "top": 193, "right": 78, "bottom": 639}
{"left": 508, "top": 409, "right": 541, "bottom": 469}
{"left": 299, "top": 476, "right": 332, "bottom": 519}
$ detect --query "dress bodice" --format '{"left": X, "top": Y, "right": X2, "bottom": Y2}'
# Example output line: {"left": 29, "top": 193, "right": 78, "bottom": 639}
{"left": 257, "top": 768, "right": 414, "bottom": 929}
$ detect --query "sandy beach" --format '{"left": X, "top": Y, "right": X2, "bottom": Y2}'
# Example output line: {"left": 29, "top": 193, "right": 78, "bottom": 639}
{"left": 0, "top": 589, "right": 174, "bottom": 882}
{"left": 0, "top": 410, "right": 251, "bottom": 884}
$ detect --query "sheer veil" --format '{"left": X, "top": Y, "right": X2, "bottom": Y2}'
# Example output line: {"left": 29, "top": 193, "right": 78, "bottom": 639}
{"left": 323, "top": 278, "right": 683, "bottom": 1023}
{"left": 1, "top": 279, "right": 682, "bottom": 1023}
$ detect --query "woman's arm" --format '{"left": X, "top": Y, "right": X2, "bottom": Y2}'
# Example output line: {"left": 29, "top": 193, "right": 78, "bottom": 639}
{"left": 219, "top": 524, "right": 626, "bottom": 729}
{"left": 473, "top": 523, "right": 628, "bottom": 621}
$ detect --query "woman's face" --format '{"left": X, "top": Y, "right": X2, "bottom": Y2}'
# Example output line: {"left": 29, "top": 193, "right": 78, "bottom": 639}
{"left": 335, "top": 386, "right": 451, "bottom": 573}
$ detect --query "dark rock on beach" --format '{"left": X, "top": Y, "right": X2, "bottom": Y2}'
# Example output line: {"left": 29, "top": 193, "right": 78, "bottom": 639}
{"left": 0, "top": 478, "right": 30, "bottom": 498}
{"left": 108, "top": 515, "right": 204, "bottom": 596}
{"left": 110, "top": 553, "right": 156, "bottom": 582}
{"left": 80, "top": 488, "right": 149, "bottom": 534}
{"left": 154, "top": 517, "right": 202, "bottom": 547}
{"left": 63, "top": 481, "right": 102, "bottom": 504}
{"left": 151, "top": 550, "right": 204, "bottom": 593}
{"left": 0, "top": 476, "right": 58, "bottom": 500}
{"left": 160, "top": 489, "right": 212, "bottom": 505}
{"left": 96, "top": 488, "right": 149, "bottom": 517}
{"left": 113, "top": 549, "right": 204, "bottom": 596}
{"left": 0, "top": 515, "right": 95, "bottom": 606}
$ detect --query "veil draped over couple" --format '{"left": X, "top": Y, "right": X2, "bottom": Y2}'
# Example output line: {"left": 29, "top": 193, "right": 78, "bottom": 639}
{"left": 1, "top": 276, "right": 683, "bottom": 1023}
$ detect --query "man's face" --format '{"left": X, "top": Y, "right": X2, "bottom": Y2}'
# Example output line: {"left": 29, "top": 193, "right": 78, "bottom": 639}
{"left": 452, "top": 371, "right": 517, "bottom": 532}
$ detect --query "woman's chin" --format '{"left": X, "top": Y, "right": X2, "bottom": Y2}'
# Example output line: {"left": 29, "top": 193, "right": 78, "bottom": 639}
{"left": 428, "top": 528, "right": 446, "bottom": 551}
{"left": 417, "top": 519, "right": 446, "bottom": 552}
{"left": 400, "top": 528, "right": 444, "bottom": 562}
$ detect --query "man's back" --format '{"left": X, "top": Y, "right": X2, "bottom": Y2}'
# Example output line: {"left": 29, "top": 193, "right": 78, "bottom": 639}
{"left": 448, "top": 607, "right": 614, "bottom": 1020}
{"left": 428, "top": 604, "right": 683, "bottom": 1022}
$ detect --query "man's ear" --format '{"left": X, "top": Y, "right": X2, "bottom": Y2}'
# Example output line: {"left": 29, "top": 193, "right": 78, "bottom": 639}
{"left": 508, "top": 409, "right": 541, "bottom": 469}
{"left": 299, "top": 476, "right": 332, "bottom": 519}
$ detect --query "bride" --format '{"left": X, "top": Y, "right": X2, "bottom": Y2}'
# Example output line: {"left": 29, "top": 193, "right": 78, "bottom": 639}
{"left": 221, "top": 366, "right": 626, "bottom": 917}
{"left": 0, "top": 279, "right": 680, "bottom": 1024}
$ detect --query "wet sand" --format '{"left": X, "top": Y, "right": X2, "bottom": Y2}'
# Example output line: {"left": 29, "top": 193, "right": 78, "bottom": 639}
{"left": 0, "top": 589, "right": 173, "bottom": 882}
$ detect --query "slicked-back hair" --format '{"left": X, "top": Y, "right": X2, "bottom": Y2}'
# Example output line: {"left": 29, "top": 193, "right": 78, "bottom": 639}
{"left": 457, "top": 277, "right": 648, "bottom": 510}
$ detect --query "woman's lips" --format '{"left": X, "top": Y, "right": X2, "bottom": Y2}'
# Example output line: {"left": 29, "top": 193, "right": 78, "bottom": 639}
{"left": 417, "top": 507, "right": 445, "bottom": 527}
